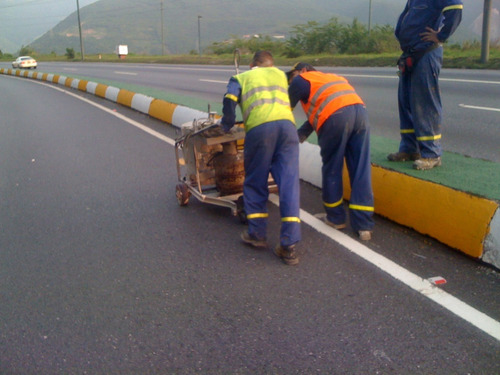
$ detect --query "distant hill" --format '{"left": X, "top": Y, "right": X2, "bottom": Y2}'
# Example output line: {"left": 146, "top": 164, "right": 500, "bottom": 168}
{"left": 0, "top": 0, "right": 98, "bottom": 54}
{"left": 26, "top": 0, "right": 500, "bottom": 56}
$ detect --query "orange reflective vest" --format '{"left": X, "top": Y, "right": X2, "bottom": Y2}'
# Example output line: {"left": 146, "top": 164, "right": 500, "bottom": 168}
{"left": 299, "top": 71, "right": 364, "bottom": 132}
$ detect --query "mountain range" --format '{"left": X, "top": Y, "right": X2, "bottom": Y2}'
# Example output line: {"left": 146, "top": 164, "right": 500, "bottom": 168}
{"left": 2, "top": 0, "right": 499, "bottom": 56}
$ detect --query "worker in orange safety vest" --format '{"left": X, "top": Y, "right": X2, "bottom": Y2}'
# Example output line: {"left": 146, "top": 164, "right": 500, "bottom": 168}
{"left": 287, "top": 62, "right": 374, "bottom": 240}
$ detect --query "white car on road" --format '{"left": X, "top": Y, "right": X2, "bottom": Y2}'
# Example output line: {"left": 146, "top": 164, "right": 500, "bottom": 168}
{"left": 12, "top": 56, "right": 37, "bottom": 69}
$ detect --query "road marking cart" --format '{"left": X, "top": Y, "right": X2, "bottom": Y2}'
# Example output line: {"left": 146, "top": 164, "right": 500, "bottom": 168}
{"left": 174, "top": 115, "right": 248, "bottom": 223}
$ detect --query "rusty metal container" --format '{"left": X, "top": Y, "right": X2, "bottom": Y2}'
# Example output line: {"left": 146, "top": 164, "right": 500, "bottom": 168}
{"left": 213, "top": 141, "right": 245, "bottom": 195}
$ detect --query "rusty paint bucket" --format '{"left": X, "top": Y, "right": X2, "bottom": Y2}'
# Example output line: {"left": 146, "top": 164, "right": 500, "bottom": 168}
{"left": 213, "top": 141, "right": 245, "bottom": 195}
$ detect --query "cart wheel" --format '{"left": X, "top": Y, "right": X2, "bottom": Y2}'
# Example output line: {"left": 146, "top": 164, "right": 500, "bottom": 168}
{"left": 176, "top": 184, "right": 191, "bottom": 206}
{"left": 236, "top": 195, "right": 247, "bottom": 224}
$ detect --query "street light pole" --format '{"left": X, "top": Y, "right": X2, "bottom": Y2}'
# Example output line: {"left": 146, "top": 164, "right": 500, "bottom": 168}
{"left": 368, "top": 0, "right": 372, "bottom": 34}
{"left": 76, "top": 0, "right": 85, "bottom": 60}
{"left": 481, "top": 0, "right": 492, "bottom": 63}
{"left": 198, "top": 15, "right": 202, "bottom": 56}
{"left": 161, "top": 0, "right": 165, "bottom": 55}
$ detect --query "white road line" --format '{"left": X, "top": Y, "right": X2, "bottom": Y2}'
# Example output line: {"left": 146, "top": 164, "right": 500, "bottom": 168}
{"left": 442, "top": 77, "right": 500, "bottom": 85}
{"left": 459, "top": 103, "right": 500, "bottom": 113}
{"left": 200, "top": 79, "right": 227, "bottom": 84}
{"left": 197, "top": 72, "right": 500, "bottom": 86}
{"left": 336, "top": 74, "right": 500, "bottom": 85}
{"left": 118, "top": 66, "right": 500, "bottom": 85}
{"left": 30, "top": 78, "right": 500, "bottom": 342}
{"left": 114, "top": 71, "right": 138, "bottom": 76}
{"left": 342, "top": 74, "right": 397, "bottom": 79}
{"left": 135, "top": 65, "right": 234, "bottom": 72}
{"left": 32, "top": 79, "right": 174, "bottom": 146}
{"left": 272, "top": 194, "right": 500, "bottom": 342}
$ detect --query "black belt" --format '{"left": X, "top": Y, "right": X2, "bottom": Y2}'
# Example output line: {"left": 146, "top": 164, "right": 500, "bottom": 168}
{"left": 398, "top": 43, "right": 441, "bottom": 74}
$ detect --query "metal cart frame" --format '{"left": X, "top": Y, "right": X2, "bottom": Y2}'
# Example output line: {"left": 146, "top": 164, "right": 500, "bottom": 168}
{"left": 174, "top": 117, "right": 247, "bottom": 221}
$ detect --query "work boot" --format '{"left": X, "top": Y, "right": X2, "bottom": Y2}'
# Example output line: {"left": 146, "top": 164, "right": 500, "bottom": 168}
{"left": 241, "top": 230, "right": 267, "bottom": 248}
{"left": 387, "top": 152, "right": 421, "bottom": 162}
{"left": 358, "top": 230, "right": 372, "bottom": 241}
{"left": 274, "top": 244, "right": 299, "bottom": 266}
{"left": 324, "top": 218, "right": 347, "bottom": 230}
{"left": 413, "top": 157, "right": 442, "bottom": 170}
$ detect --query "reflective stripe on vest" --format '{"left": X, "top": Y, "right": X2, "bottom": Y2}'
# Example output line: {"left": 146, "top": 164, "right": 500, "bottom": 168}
{"left": 235, "top": 67, "right": 295, "bottom": 132}
{"left": 300, "top": 71, "right": 364, "bottom": 132}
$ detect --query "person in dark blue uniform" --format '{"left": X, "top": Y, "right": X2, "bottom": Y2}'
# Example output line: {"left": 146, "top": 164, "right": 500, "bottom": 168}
{"left": 287, "top": 63, "right": 374, "bottom": 240}
{"left": 220, "top": 51, "right": 301, "bottom": 265}
{"left": 388, "top": 0, "right": 463, "bottom": 170}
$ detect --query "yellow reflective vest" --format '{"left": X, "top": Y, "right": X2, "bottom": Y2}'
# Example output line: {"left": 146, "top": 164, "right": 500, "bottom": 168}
{"left": 234, "top": 67, "right": 295, "bottom": 132}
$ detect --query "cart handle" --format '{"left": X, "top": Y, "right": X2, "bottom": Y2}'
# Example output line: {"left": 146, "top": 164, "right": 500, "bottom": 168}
{"left": 175, "top": 121, "right": 244, "bottom": 147}
{"left": 234, "top": 49, "right": 240, "bottom": 75}
{"left": 175, "top": 123, "right": 220, "bottom": 147}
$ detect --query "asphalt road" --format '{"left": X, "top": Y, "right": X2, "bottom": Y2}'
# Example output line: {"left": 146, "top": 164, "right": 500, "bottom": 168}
{"left": 1, "top": 73, "right": 499, "bottom": 373}
{"left": 5, "top": 61, "right": 497, "bottom": 163}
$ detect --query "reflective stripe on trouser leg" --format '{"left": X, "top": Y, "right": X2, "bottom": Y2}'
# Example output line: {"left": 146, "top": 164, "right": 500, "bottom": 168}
{"left": 397, "top": 70, "right": 419, "bottom": 154}
{"left": 318, "top": 111, "right": 349, "bottom": 226}
{"left": 269, "top": 121, "right": 301, "bottom": 247}
{"left": 246, "top": 213, "right": 269, "bottom": 241}
{"left": 410, "top": 46, "right": 443, "bottom": 158}
{"left": 243, "top": 126, "right": 273, "bottom": 240}
{"left": 344, "top": 105, "right": 374, "bottom": 232}
{"left": 243, "top": 121, "right": 301, "bottom": 245}
{"left": 323, "top": 197, "right": 345, "bottom": 225}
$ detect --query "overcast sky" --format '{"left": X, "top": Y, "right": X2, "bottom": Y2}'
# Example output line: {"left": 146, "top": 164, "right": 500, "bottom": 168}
{"left": 0, "top": 0, "right": 99, "bottom": 52}
{"left": 1, "top": 0, "right": 497, "bottom": 55}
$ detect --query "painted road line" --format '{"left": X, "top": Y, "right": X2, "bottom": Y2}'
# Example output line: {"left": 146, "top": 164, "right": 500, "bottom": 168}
{"left": 442, "top": 78, "right": 500, "bottom": 85}
{"left": 341, "top": 74, "right": 500, "bottom": 85}
{"left": 200, "top": 79, "right": 227, "bottom": 84}
{"left": 114, "top": 71, "right": 138, "bottom": 76}
{"left": 141, "top": 66, "right": 235, "bottom": 72}
{"left": 268, "top": 194, "right": 500, "bottom": 342}
{"left": 30, "top": 79, "right": 175, "bottom": 146}
{"left": 459, "top": 103, "right": 500, "bottom": 113}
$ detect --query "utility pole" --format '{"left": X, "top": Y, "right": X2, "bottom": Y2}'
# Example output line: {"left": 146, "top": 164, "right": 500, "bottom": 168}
{"left": 161, "top": 0, "right": 165, "bottom": 55}
{"left": 76, "top": 0, "right": 84, "bottom": 60}
{"left": 368, "top": 0, "right": 372, "bottom": 34}
{"left": 481, "top": 0, "right": 492, "bottom": 64}
{"left": 198, "top": 15, "right": 202, "bottom": 56}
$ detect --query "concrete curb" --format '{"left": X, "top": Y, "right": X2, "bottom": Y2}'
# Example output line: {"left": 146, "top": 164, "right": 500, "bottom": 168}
{"left": 299, "top": 143, "right": 500, "bottom": 268}
{"left": 2, "top": 68, "right": 498, "bottom": 269}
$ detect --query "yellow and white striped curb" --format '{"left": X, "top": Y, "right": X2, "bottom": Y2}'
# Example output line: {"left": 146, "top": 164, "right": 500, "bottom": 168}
{"left": 2, "top": 67, "right": 499, "bottom": 268}
{"left": 1, "top": 68, "right": 211, "bottom": 128}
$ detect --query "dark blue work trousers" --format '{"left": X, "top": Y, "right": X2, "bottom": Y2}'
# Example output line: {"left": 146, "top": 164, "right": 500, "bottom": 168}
{"left": 318, "top": 104, "right": 374, "bottom": 232}
{"left": 398, "top": 46, "right": 443, "bottom": 158}
{"left": 243, "top": 120, "right": 301, "bottom": 247}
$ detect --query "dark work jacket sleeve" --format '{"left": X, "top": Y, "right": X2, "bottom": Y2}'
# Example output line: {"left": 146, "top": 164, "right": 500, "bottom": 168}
{"left": 289, "top": 75, "right": 314, "bottom": 140}
{"left": 438, "top": 9, "right": 462, "bottom": 42}
{"left": 221, "top": 77, "right": 240, "bottom": 132}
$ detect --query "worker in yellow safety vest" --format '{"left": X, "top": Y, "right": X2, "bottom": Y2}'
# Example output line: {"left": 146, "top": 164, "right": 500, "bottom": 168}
{"left": 219, "top": 51, "right": 301, "bottom": 265}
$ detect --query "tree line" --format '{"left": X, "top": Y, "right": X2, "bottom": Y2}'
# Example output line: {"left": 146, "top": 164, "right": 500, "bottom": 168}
{"left": 208, "top": 18, "right": 401, "bottom": 57}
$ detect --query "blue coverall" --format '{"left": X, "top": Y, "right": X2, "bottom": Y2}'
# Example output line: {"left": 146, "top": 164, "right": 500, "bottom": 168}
{"left": 289, "top": 75, "right": 374, "bottom": 232}
{"left": 395, "top": 0, "right": 463, "bottom": 158}
{"left": 221, "top": 75, "right": 301, "bottom": 247}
